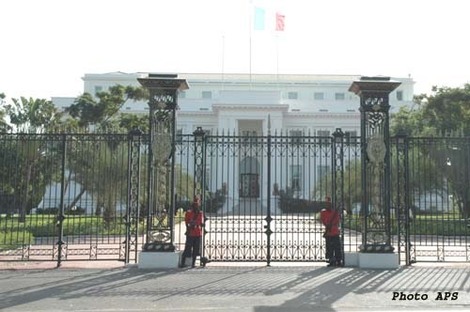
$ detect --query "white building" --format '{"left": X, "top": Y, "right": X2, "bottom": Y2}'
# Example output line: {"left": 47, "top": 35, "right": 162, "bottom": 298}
{"left": 54, "top": 72, "right": 414, "bottom": 137}
{"left": 52, "top": 72, "right": 415, "bottom": 213}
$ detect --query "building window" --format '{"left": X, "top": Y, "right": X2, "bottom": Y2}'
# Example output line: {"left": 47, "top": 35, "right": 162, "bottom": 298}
{"left": 396, "top": 90, "right": 403, "bottom": 101}
{"left": 240, "top": 156, "right": 260, "bottom": 198}
{"left": 317, "top": 130, "right": 330, "bottom": 144}
{"left": 176, "top": 129, "right": 183, "bottom": 144}
{"left": 240, "top": 173, "right": 259, "bottom": 198}
{"left": 291, "top": 165, "right": 302, "bottom": 191}
{"left": 202, "top": 91, "right": 212, "bottom": 99}
{"left": 288, "top": 92, "right": 298, "bottom": 99}
{"left": 94, "top": 86, "right": 103, "bottom": 94}
{"left": 314, "top": 92, "right": 324, "bottom": 100}
{"left": 194, "top": 127, "right": 211, "bottom": 136}
{"left": 241, "top": 130, "right": 258, "bottom": 144}
{"left": 335, "top": 93, "right": 345, "bottom": 100}
{"left": 317, "top": 165, "right": 330, "bottom": 179}
{"left": 344, "top": 130, "right": 358, "bottom": 143}
{"left": 290, "top": 130, "right": 303, "bottom": 145}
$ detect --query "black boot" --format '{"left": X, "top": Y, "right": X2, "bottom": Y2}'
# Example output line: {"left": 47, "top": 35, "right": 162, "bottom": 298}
{"left": 180, "top": 256, "right": 187, "bottom": 268}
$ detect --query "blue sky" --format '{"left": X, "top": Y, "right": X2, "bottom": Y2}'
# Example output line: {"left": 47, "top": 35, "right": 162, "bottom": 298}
{"left": 1, "top": 0, "right": 469, "bottom": 100}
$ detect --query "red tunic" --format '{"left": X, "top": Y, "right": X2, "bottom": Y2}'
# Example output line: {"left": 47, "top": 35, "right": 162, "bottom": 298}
{"left": 320, "top": 208, "right": 340, "bottom": 237}
{"left": 185, "top": 209, "right": 204, "bottom": 237}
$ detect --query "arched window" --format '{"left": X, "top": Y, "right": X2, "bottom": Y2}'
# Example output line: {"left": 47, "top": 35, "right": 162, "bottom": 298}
{"left": 239, "top": 157, "right": 260, "bottom": 198}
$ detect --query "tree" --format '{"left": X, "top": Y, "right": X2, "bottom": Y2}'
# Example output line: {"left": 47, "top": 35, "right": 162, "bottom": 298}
{"left": 119, "top": 113, "right": 149, "bottom": 133}
{"left": 422, "top": 84, "right": 470, "bottom": 136}
{"left": 62, "top": 85, "right": 149, "bottom": 221}
{"left": 0, "top": 96, "right": 64, "bottom": 221}
{"left": 5, "top": 97, "right": 62, "bottom": 132}
{"left": 66, "top": 85, "right": 147, "bottom": 130}
{"left": 0, "top": 93, "right": 11, "bottom": 131}
{"left": 391, "top": 84, "right": 470, "bottom": 217}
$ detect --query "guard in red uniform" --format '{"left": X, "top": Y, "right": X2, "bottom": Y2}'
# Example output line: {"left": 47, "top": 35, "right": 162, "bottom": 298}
{"left": 181, "top": 195, "right": 204, "bottom": 268}
{"left": 320, "top": 196, "right": 343, "bottom": 267}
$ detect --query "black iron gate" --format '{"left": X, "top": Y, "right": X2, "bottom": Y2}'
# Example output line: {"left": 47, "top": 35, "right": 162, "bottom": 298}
{"left": 0, "top": 132, "right": 143, "bottom": 266}
{"left": 191, "top": 130, "right": 341, "bottom": 263}
{"left": 174, "top": 130, "right": 470, "bottom": 264}
{"left": 1, "top": 130, "right": 469, "bottom": 266}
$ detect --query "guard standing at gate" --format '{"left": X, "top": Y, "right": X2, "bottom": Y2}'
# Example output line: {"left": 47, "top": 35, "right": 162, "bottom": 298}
{"left": 180, "top": 195, "right": 204, "bottom": 268}
{"left": 320, "top": 196, "right": 343, "bottom": 267}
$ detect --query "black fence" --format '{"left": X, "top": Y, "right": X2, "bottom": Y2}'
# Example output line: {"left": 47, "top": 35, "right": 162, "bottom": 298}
{"left": 0, "top": 131, "right": 469, "bottom": 265}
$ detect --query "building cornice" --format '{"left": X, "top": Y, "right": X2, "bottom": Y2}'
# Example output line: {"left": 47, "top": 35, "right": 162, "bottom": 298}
{"left": 212, "top": 103, "right": 289, "bottom": 112}
{"left": 284, "top": 112, "right": 360, "bottom": 119}
{"left": 177, "top": 110, "right": 214, "bottom": 116}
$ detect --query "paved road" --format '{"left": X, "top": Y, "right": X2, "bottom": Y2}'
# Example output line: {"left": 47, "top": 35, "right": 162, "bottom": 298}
{"left": 0, "top": 262, "right": 469, "bottom": 311}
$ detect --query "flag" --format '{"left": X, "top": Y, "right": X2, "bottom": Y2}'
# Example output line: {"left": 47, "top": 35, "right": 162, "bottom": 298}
{"left": 275, "top": 12, "right": 285, "bottom": 31}
{"left": 254, "top": 7, "right": 266, "bottom": 31}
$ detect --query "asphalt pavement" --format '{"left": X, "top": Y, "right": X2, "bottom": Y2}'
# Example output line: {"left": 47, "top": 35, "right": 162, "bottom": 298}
{"left": 0, "top": 261, "right": 469, "bottom": 312}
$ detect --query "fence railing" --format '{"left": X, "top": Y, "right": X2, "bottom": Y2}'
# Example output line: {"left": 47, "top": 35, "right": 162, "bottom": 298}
{"left": 0, "top": 131, "right": 469, "bottom": 265}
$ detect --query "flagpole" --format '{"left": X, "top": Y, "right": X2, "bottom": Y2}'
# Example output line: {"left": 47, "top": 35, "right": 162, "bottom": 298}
{"left": 276, "top": 33, "right": 279, "bottom": 90}
{"left": 249, "top": 1, "right": 253, "bottom": 89}
{"left": 221, "top": 34, "right": 226, "bottom": 89}
{"left": 249, "top": 31, "right": 252, "bottom": 88}
{"left": 275, "top": 11, "right": 285, "bottom": 90}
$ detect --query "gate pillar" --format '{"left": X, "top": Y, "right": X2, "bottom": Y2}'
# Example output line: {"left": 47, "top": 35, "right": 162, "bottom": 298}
{"left": 349, "top": 77, "right": 401, "bottom": 268}
{"left": 138, "top": 74, "right": 189, "bottom": 253}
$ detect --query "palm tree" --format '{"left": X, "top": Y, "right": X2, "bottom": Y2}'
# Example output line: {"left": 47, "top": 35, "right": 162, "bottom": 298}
{"left": 2, "top": 96, "right": 63, "bottom": 221}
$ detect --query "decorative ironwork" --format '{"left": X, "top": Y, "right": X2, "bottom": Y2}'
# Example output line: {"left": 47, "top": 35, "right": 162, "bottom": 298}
{"left": 138, "top": 74, "right": 188, "bottom": 251}
{"left": 193, "top": 127, "right": 206, "bottom": 198}
{"left": 332, "top": 128, "right": 345, "bottom": 264}
{"left": 349, "top": 76, "right": 400, "bottom": 253}
{"left": 395, "top": 133, "right": 412, "bottom": 265}
{"left": 124, "top": 128, "right": 142, "bottom": 263}
{"left": 1, "top": 124, "right": 470, "bottom": 266}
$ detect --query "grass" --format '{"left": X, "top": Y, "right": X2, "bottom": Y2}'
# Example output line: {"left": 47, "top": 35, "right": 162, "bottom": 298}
{"left": 0, "top": 230, "right": 33, "bottom": 251}
{"left": 1, "top": 211, "right": 467, "bottom": 251}
{"left": 0, "top": 211, "right": 187, "bottom": 251}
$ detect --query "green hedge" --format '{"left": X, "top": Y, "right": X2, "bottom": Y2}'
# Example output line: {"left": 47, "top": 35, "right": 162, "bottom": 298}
{"left": 280, "top": 199, "right": 327, "bottom": 214}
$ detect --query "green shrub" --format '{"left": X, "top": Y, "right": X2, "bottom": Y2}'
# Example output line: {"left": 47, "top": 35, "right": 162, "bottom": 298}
{"left": 280, "top": 198, "right": 327, "bottom": 214}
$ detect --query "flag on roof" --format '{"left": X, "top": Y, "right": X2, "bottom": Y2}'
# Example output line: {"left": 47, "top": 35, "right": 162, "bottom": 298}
{"left": 254, "top": 7, "right": 266, "bottom": 30}
{"left": 275, "top": 12, "right": 285, "bottom": 31}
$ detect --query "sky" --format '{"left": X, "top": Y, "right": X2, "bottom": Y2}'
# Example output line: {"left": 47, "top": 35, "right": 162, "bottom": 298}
{"left": 1, "top": 0, "right": 469, "bottom": 100}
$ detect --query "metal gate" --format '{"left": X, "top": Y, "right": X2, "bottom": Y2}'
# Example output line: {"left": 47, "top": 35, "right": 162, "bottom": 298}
{"left": 184, "top": 130, "right": 342, "bottom": 263}
{"left": 1, "top": 131, "right": 469, "bottom": 266}
{"left": 0, "top": 132, "right": 143, "bottom": 266}
{"left": 174, "top": 130, "right": 470, "bottom": 264}
{"left": 392, "top": 135, "right": 470, "bottom": 264}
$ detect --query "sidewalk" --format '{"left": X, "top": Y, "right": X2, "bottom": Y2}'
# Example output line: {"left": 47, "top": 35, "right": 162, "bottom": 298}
{"left": 0, "top": 261, "right": 469, "bottom": 312}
